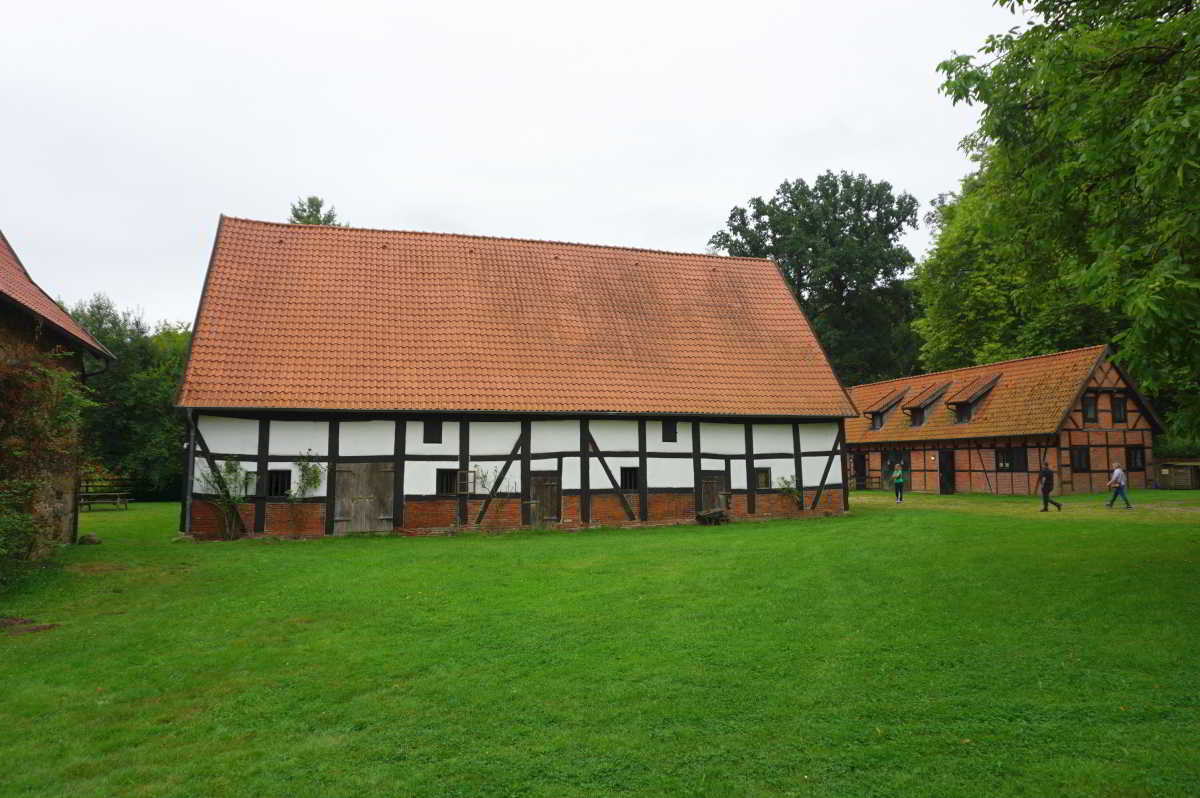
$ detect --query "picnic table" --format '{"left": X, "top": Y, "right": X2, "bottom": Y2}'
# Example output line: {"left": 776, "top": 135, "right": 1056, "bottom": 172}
{"left": 79, "top": 479, "right": 131, "bottom": 510}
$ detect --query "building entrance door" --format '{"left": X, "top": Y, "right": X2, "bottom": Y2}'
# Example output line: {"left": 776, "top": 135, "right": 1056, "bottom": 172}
{"left": 938, "top": 450, "right": 956, "bottom": 495}
{"left": 334, "top": 463, "right": 393, "bottom": 533}
{"left": 700, "top": 472, "right": 725, "bottom": 512}
{"left": 852, "top": 453, "right": 867, "bottom": 489}
{"left": 528, "top": 471, "right": 560, "bottom": 522}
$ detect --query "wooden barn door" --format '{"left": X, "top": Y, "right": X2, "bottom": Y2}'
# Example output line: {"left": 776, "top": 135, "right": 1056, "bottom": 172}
{"left": 334, "top": 463, "right": 394, "bottom": 534}
{"left": 528, "top": 471, "right": 560, "bottom": 522}
{"left": 700, "top": 472, "right": 725, "bottom": 511}
{"left": 938, "top": 449, "right": 956, "bottom": 495}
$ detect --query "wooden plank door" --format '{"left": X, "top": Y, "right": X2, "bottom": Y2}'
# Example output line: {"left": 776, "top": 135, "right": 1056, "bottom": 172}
{"left": 528, "top": 471, "right": 560, "bottom": 522}
{"left": 938, "top": 449, "right": 956, "bottom": 495}
{"left": 852, "top": 453, "right": 867, "bottom": 489}
{"left": 334, "top": 463, "right": 393, "bottom": 534}
{"left": 700, "top": 472, "right": 724, "bottom": 511}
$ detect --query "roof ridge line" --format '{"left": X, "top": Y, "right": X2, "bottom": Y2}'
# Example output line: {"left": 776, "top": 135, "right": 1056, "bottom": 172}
{"left": 848, "top": 345, "right": 1108, "bottom": 389}
{"left": 220, "top": 215, "right": 772, "bottom": 263}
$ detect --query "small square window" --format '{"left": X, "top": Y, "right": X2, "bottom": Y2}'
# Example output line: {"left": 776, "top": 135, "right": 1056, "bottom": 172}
{"left": 619, "top": 467, "right": 640, "bottom": 491}
{"left": 997, "top": 447, "right": 1027, "bottom": 472}
{"left": 1112, "top": 394, "right": 1127, "bottom": 424}
{"left": 424, "top": 420, "right": 443, "bottom": 444}
{"left": 436, "top": 468, "right": 457, "bottom": 494}
{"left": 1070, "top": 446, "right": 1091, "bottom": 473}
{"left": 754, "top": 468, "right": 772, "bottom": 490}
{"left": 955, "top": 404, "right": 972, "bottom": 423}
{"left": 1082, "top": 394, "right": 1098, "bottom": 423}
{"left": 267, "top": 469, "right": 291, "bottom": 497}
{"left": 870, "top": 413, "right": 884, "bottom": 430}
{"left": 1125, "top": 446, "right": 1145, "bottom": 470}
{"left": 662, "top": 420, "right": 677, "bottom": 443}
{"left": 910, "top": 407, "right": 924, "bottom": 427}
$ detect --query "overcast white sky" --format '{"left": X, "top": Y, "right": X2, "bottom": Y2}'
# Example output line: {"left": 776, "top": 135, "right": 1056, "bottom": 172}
{"left": 2, "top": 0, "right": 1018, "bottom": 325}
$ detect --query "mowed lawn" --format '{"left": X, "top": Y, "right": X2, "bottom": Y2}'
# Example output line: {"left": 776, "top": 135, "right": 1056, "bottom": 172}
{"left": 3, "top": 492, "right": 1199, "bottom": 797}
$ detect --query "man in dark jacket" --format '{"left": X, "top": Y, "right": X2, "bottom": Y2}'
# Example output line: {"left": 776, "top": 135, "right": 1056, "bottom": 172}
{"left": 1034, "top": 460, "right": 1062, "bottom": 512}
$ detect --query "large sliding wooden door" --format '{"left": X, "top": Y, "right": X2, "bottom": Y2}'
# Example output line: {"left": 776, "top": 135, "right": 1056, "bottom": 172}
{"left": 334, "top": 463, "right": 393, "bottom": 534}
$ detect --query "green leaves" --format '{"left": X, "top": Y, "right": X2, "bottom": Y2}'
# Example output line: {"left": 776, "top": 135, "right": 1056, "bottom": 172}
{"left": 709, "top": 171, "right": 921, "bottom": 385}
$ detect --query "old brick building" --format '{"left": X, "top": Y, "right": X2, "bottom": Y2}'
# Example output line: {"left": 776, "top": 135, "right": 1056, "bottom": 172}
{"left": 177, "top": 217, "right": 856, "bottom": 538}
{"left": 1, "top": 230, "right": 113, "bottom": 551}
{"left": 845, "top": 346, "right": 1161, "bottom": 495}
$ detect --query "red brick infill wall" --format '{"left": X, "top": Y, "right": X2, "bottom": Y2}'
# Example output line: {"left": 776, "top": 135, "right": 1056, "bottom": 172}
{"left": 190, "top": 489, "right": 845, "bottom": 539}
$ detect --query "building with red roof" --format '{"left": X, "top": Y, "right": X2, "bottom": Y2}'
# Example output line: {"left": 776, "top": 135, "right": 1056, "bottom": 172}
{"left": 177, "top": 216, "right": 857, "bottom": 537}
{"left": 1, "top": 229, "right": 114, "bottom": 550}
{"left": 845, "top": 346, "right": 1162, "bottom": 495}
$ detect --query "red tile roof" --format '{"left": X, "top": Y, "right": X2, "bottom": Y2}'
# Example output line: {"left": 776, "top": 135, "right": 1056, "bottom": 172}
{"left": 178, "top": 216, "right": 857, "bottom": 416}
{"left": 0, "top": 230, "right": 112, "bottom": 359}
{"left": 846, "top": 345, "right": 1109, "bottom": 443}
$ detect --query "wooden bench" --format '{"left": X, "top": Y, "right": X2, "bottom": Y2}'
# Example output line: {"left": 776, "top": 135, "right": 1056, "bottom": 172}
{"left": 79, "top": 480, "right": 132, "bottom": 511}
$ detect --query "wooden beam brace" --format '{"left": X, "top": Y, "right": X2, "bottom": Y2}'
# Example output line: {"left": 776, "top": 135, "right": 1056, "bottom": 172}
{"left": 475, "top": 432, "right": 523, "bottom": 525}
{"left": 588, "top": 432, "right": 635, "bottom": 521}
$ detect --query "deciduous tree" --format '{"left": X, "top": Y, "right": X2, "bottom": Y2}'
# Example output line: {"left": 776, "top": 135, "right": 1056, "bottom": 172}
{"left": 709, "top": 170, "right": 921, "bottom": 386}
{"left": 288, "top": 196, "right": 342, "bottom": 226}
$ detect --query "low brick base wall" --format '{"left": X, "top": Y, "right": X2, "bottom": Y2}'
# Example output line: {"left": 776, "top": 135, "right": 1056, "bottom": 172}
{"left": 189, "top": 489, "right": 845, "bottom": 539}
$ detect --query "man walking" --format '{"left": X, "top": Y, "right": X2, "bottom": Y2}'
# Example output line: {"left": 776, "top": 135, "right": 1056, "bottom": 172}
{"left": 1106, "top": 462, "right": 1133, "bottom": 509}
{"left": 1034, "top": 460, "right": 1062, "bottom": 512}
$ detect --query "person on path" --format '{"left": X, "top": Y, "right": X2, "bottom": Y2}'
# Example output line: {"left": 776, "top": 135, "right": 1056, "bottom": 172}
{"left": 1106, "top": 462, "right": 1133, "bottom": 509}
{"left": 891, "top": 463, "right": 905, "bottom": 503}
{"left": 1034, "top": 460, "right": 1062, "bottom": 512}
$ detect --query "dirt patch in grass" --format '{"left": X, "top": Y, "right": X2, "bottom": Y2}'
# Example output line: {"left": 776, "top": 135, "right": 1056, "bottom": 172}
{"left": 2, "top": 617, "right": 58, "bottom": 635}
{"left": 66, "top": 563, "right": 130, "bottom": 574}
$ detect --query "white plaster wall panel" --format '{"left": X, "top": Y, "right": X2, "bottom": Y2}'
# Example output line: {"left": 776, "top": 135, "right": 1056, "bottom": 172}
{"left": 590, "top": 420, "right": 637, "bottom": 451}
{"left": 701, "top": 458, "right": 725, "bottom": 473}
{"left": 754, "top": 458, "right": 795, "bottom": 488}
{"left": 470, "top": 461, "right": 521, "bottom": 494}
{"left": 699, "top": 423, "right": 745, "bottom": 455}
{"left": 731, "top": 463, "right": 747, "bottom": 490}
{"left": 753, "top": 424, "right": 793, "bottom": 455}
{"left": 406, "top": 420, "right": 459, "bottom": 455}
{"left": 646, "top": 421, "right": 694, "bottom": 454}
{"left": 560, "top": 456, "right": 581, "bottom": 490}
{"left": 405, "top": 461, "right": 439, "bottom": 495}
{"left": 470, "top": 422, "right": 521, "bottom": 455}
{"left": 268, "top": 421, "right": 330, "bottom": 456}
{"left": 647, "top": 457, "right": 692, "bottom": 488}
{"left": 801, "top": 452, "right": 843, "bottom": 487}
{"left": 193, "top": 458, "right": 252, "bottom": 492}
{"left": 531, "top": 420, "right": 579, "bottom": 454}
{"left": 338, "top": 421, "right": 395, "bottom": 456}
{"left": 590, "top": 456, "right": 638, "bottom": 487}
{"left": 197, "top": 415, "right": 259, "bottom": 454}
{"left": 797, "top": 422, "right": 839, "bottom": 453}
{"left": 529, "top": 458, "right": 558, "bottom": 472}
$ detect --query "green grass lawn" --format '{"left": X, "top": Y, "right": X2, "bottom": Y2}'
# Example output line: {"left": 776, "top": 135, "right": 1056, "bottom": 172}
{"left": 3, "top": 491, "right": 1199, "bottom": 797}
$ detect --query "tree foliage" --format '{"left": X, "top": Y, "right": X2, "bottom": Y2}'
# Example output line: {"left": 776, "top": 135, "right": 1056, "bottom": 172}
{"left": 69, "top": 295, "right": 191, "bottom": 500}
{"left": 288, "top": 196, "right": 342, "bottom": 226}
{"left": 709, "top": 170, "right": 921, "bottom": 386}
{"left": 937, "top": 0, "right": 1200, "bottom": 433}
{"left": 913, "top": 173, "right": 1124, "bottom": 371}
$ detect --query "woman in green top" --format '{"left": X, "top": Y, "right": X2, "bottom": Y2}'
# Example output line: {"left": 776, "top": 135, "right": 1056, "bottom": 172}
{"left": 892, "top": 464, "right": 905, "bottom": 503}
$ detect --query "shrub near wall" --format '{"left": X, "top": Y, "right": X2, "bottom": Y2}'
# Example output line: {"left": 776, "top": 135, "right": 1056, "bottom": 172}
{"left": 0, "top": 340, "right": 92, "bottom": 577}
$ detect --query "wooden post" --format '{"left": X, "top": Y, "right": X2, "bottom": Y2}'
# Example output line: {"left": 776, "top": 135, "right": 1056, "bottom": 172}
{"left": 393, "top": 421, "right": 405, "bottom": 531}
{"left": 254, "top": 420, "right": 269, "bottom": 534}
{"left": 637, "top": 419, "right": 648, "bottom": 521}
{"left": 325, "top": 421, "right": 339, "bottom": 536}
{"left": 458, "top": 420, "right": 470, "bottom": 526}
{"left": 520, "top": 420, "right": 532, "bottom": 526}
{"left": 580, "top": 419, "right": 590, "bottom": 524}
{"left": 691, "top": 421, "right": 702, "bottom": 517}
{"left": 744, "top": 423, "right": 756, "bottom": 514}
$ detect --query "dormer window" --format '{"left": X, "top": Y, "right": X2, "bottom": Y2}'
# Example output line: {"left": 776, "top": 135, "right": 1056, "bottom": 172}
{"left": 870, "top": 413, "right": 884, "bottom": 430}
{"left": 910, "top": 407, "right": 924, "bottom": 427}
{"left": 955, "top": 404, "right": 972, "bottom": 423}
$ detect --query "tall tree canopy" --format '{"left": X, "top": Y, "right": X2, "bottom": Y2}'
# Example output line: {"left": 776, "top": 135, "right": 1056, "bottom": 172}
{"left": 913, "top": 172, "right": 1124, "bottom": 371}
{"left": 288, "top": 196, "right": 341, "bottom": 226}
{"left": 69, "top": 295, "right": 191, "bottom": 499}
{"left": 709, "top": 170, "right": 921, "bottom": 386}
{"left": 937, "top": 0, "right": 1200, "bottom": 433}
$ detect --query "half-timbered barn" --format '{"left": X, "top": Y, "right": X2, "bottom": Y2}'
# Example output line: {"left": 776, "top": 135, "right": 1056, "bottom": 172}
{"left": 176, "top": 216, "right": 857, "bottom": 538}
{"left": 844, "top": 346, "right": 1162, "bottom": 496}
{"left": 1, "top": 230, "right": 114, "bottom": 551}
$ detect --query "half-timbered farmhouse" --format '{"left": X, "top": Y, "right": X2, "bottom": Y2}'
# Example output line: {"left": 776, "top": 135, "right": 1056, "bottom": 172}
{"left": 1, "top": 230, "right": 114, "bottom": 552}
{"left": 844, "top": 346, "right": 1162, "bottom": 495}
{"left": 177, "top": 216, "right": 857, "bottom": 537}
